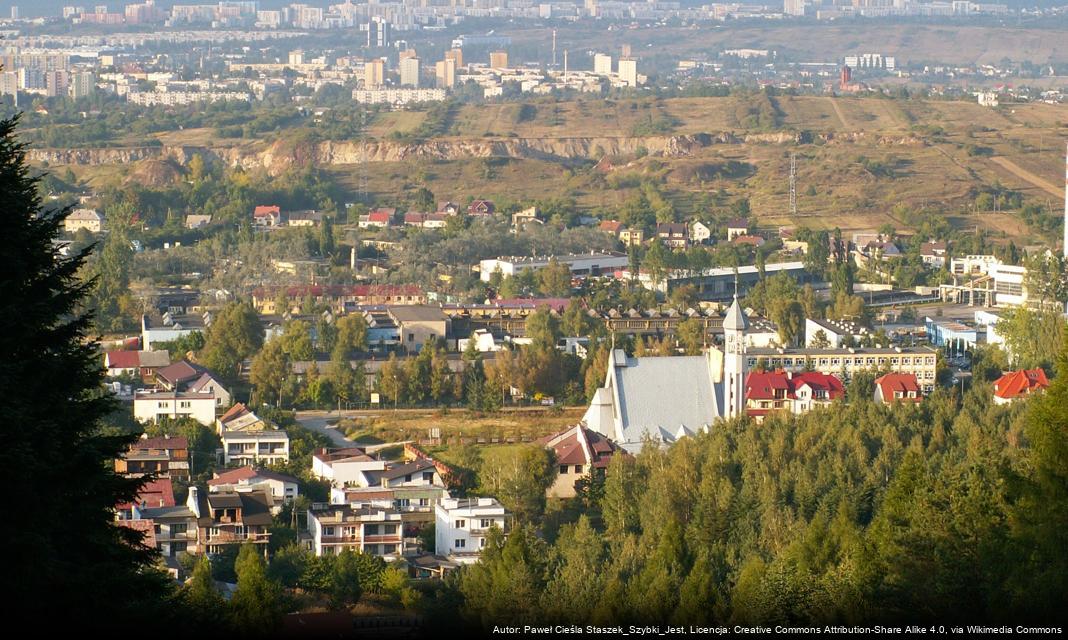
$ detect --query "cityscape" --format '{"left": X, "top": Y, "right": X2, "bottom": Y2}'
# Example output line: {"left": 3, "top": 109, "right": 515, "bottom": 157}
{"left": 3, "top": 0, "right": 1068, "bottom": 637}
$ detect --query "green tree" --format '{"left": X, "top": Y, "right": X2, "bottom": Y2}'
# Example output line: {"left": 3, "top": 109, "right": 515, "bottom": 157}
{"left": 334, "top": 313, "right": 369, "bottom": 359}
{"left": 478, "top": 445, "right": 555, "bottom": 524}
{"left": 201, "top": 302, "right": 264, "bottom": 380}
{"left": 538, "top": 259, "right": 573, "bottom": 297}
{"left": 230, "top": 544, "right": 282, "bottom": 634}
{"left": 1, "top": 115, "right": 175, "bottom": 628}
{"left": 676, "top": 317, "right": 706, "bottom": 355}
{"left": 250, "top": 339, "right": 291, "bottom": 407}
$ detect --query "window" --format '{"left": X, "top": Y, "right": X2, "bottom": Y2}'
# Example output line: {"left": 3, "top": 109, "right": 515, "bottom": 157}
{"left": 454, "top": 519, "right": 466, "bottom": 529}
{"left": 323, "top": 527, "right": 335, "bottom": 537}
{"left": 480, "top": 538, "right": 487, "bottom": 548}
{"left": 559, "top": 464, "right": 569, "bottom": 474}
{"left": 574, "top": 465, "right": 582, "bottom": 474}
{"left": 423, "top": 471, "right": 434, "bottom": 482}
{"left": 454, "top": 539, "right": 466, "bottom": 549}
{"left": 481, "top": 519, "right": 492, "bottom": 529}
{"left": 408, "top": 333, "right": 414, "bottom": 342}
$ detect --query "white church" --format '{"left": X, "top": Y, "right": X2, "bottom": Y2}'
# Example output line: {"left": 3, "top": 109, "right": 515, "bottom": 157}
{"left": 582, "top": 295, "right": 749, "bottom": 452}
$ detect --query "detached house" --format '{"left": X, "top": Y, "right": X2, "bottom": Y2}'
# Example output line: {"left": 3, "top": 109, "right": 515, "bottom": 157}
{"left": 209, "top": 467, "right": 300, "bottom": 508}
{"left": 434, "top": 497, "right": 510, "bottom": 564}
{"left": 467, "top": 199, "right": 495, "bottom": 217}
{"left": 690, "top": 221, "right": 712, "bottom": 244}
{"left": 188, "top": 486, "right": 273, "bottom": 554}
{"left": 65, "top": 208, "right": 104, "bottom": 233}
{"left": 726, "top": 218, "right": 749, "bottom": 241}
{"left": 217, "top": 403, "right": 290, "bottom": 466}
{"left": 538, "top": 425, "right": 625, "bottom": 498}
{"left": 358, "top": 207, "right": 396, "bottom": 229}
{"left": 656, "top": 222, "right": 689, "bottom": 249}
{"left": 312, "top": 447, "right": 386, "bottom": 487}
{"left": 253, "top": 205, "right": 282, "bottom": 227}
{"left": 745, "top": 370, "right": 844, "bottom": 422}
{"left": 874, "top": 373, "right": 923, "bottom": 404}
{"left": 115, "top": 434, "right": 191, "bottom": 480}
{"left": 992, "top": 369, "right": 1049, "bottom": 405}
{"left": 308, "top": 504, "right": 405, "bottom": 558}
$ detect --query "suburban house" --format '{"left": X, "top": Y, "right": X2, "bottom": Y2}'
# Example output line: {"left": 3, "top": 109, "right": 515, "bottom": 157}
{"left": 619, "top": 227, "right": 645, "bottom": 247}
{"left": 208, "top": 467, "right": 300, "bottom": 508}
{"left": 434, "top": 497, "right": 510, "bottom": 564}
{"left": 538, "top": 425, "right": 625, "bottom": 498}
{"left": 358, "top": 207, "right": 396, "bottom": 229}
{"left": 133, "top": 390, "right": 216, "bottom": 426}
{"left": 122, "top": 501, "right": 200, "bottom": 558}
{"left": 287, "top": 210, "right": 324, "bottom": 227}
{"left": 307, "top": 504, "right": 405, "bottom": 558}
{"left": 804, "top": 318, "right": 869, "bottom": 348}
{"left": 65, "top": 208, "right": 104, "bottom": 233}
{"left": 920, "top": 241, "right": 948, "bottom": 268}
{"left": 104, "top": 349, "right": 171, "bottom": 380}
{"left": 115, "top": 434, "right": 191, "bottom": 480}
{"left": 744, "top": 370, "right": 844, "bottom": 422}
{"left": 732, "top": 234, "right": 766, "bottom": 248}
{"left": 116, "top": 477, "right": 176, "bottom": 514}
{"left": 187, "top": 371, "right": 232, "bottom": 409}
{"left": 656, "top": 222, "right": 689, "bottom": 249}
{"left": 874, "top": 373, "right": 923, "bottom": 404}
{"left": 467, "top": 199, "right": 495, "bottom": 216}
{"left": 726, "top": 218, "right": 749, "bottom": 241}
{"left": 599, "top": 220, "right": 624, "bottom": 236}
{"left": 511, "top": 206, "right": 541, "bottom": 229}
{"left": 437, "top": 201, "right": 461, "bottom": 215}
{"left": 188, "top": 486, "right": 273, "bottom": 554}
{"left": 690, "top": 221, "right": 712, "bottom": 244}
{"left": 217, "top": 403, "right": 291, "bottom": 466}
{"left": 312, "top": 447, "right": 387, "bottom": 487}
{"left": 330, "top": 485, "right": 448, "bottom": 529}
{"left": 387, "top": 305, "right": 450, "bottom": 353}
{"left": 253, "top": 205, "right": 283, "bottom": 227}
{"left": 992, "top": 369, "right": 1049, "bottom": 405}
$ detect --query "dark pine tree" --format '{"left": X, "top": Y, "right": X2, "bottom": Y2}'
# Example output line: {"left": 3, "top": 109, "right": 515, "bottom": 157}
{"left": 0, "top": 116, "right": 176, "bottom": 629}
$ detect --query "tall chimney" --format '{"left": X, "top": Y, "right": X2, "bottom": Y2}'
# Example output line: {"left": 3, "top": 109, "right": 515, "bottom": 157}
{"left": 1063, "top": 142, "right": 1067, "bottom": 261}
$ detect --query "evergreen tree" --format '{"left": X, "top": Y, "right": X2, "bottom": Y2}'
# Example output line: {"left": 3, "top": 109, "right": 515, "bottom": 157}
{"left": 0, "top": 115, "right": 175, "bottom": 629}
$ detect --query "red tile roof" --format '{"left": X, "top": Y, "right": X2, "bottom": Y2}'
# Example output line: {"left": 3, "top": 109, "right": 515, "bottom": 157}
{"left": 117, "top": 477, "right": 176, "bottom": 510}
{"left": 105, "top": 350, "right": 140, "bottom": 369}
{"left": 599, "top": 220, "right": 624, "bottom": 234}
{"left": 993, "top": 369, "right": 1049, "bottom": 400}
{"left": 253, "top": 205, "right": 280, "bottom": 217}
{"left": 538, "top": 425, "right": 625, "bottom": 470}
{"left": 219, "top": 402, "right": 251, "bottom": 425}
{"left": 209, "top": 466, "right": 299, "bottom": 486}
{"left": 874, "top": 373, "right": 922, "bottom": 403}
{"left": 745, "top": 371, "right": 844, "bottom": 402}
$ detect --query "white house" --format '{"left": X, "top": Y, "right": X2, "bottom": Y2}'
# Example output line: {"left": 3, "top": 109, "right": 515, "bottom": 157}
{"left": 208, "top": 467, "right": 299, "bottom": 510}
{"left": 133, "top": 391, "right": 216, "bottom": 426}
{"left": 312, "top": 448, "right": 387, "bottom": 487}
{"left": 434, "top": 496, "right": 510, "bottom": 564}
{"left": 187, "top": 372, "right": 232, "bottom": 409}
{"left": 804, "top": 318, "right": 868, "bottom": 348}
{"left": 308, "top": 504, "right": 405, "bottom": 558}
{"left": 690, "top": 220, "right": 712, "bottom": 244}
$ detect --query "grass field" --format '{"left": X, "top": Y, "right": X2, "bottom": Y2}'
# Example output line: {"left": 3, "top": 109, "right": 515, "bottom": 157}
{"left": 337, "top": 406, "right": 584, "bottom": 445}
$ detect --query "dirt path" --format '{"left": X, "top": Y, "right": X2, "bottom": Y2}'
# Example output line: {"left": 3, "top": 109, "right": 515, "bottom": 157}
{"left": 990, "top": 156, "right": 1064, "bottom": 199}
{"left": 829, "top": 97, "right": 851, "bottom": 130}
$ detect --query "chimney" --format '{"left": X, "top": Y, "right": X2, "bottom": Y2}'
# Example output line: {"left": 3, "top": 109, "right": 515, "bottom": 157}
{"left": 187, "top": 486, "right": 200, "bottom": 518}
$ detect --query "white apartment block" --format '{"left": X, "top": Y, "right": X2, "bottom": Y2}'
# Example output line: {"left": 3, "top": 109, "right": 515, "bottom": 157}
{"left": 746, "top": 346, "right": 939, "bottom": 393}
{"left": 133, "top": 391, "right": 216, "bottom": 426}
{"left": 434, "top": 497, "right": 510, "bottom": 565}
{"left": 308, "top": 504, "right": 405, "bottom": 558}
{"left": 352, "top": 88, "right": 446, "bottom": 105}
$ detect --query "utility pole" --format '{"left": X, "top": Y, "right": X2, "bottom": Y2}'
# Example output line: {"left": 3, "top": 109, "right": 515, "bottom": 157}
{"left": 789, "top": 152, "right": 797, "bottom": 217}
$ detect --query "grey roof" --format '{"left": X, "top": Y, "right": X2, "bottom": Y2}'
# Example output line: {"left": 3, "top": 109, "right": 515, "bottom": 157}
{"left": 613, "top": 353, "right": 720, "bottom": 445}
{"left": 388, "top": 305, "right": 448, "bottom": 323}
{"left": 722, "top": 296, "right": 748, "bottom": 331}
{"left": 379, "top": 459, "right": 435, "bottom": 480}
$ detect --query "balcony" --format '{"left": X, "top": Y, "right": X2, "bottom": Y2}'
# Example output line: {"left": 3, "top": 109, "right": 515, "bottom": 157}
{"left": 206, "top": 530, "right": 270, "bottom": 543}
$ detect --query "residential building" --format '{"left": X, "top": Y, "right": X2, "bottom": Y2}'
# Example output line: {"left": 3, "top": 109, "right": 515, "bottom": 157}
{"left": 251, "top": 284, "right": 425, "bottom": 314}
{"left": 115, "top": 435, "right": 190, "bottom": 480}
{"left": 64, "top": 208, "right": 103, "bottom": 233}
{"left": 252, "top": 205, "right": 282, "bottom": 227}
{"left": 104, "top": 349, "right": 171, "bottom": 380}
{"left": 583, "top": 296, "right": 748, "bottom": 451}
{"left": 287, "top": 210, "right": 323, "bottom": 227}
{"left": 358, "top": 207, "right": 396, "bottom": 228}
{"left": 468, "top": 199, "right": 496, "bottom": 216}
{"left": 435, "top": 497, "right": 510, "bottom": 564}
{"left": 125, "top": 502, "right": 200, "bottom": 558}
{"left": 399, "top": 56, "right": 420, "bottom": 87}
{"left": 208, "top": 467, "right": 300, "bottom": 507}
{"left": 330, "top": 484, "right": 448, "bottom": 528}
{"left": 364, "top": 57, "right": 385, "bottom": 88}
{"left": 726, "top": 218, "right": 749, "bottom": 241}
{"left": 188, "top": 486, "right": 272, "bottom": 554}
{"left": 312, "top": 447, "right": 386, "bottom": 487}
{"left": 656, "top": 222, "right": 689, "bottom": 248}
{"left": 618, "top": 58, "right": 638, "bottom": 87}
{"left": 690, "top": 221, "right": 712, "bottom": 244}
{"left": 920, "top": 241, "right": 948, "bottom": 268}
{"left": 748, "top": 346, "right": 938, "bottom": 393}
{"left": 388, "top": 305, "right": 449, "bottom": 353}
{"left": 538, "top": 425, "right": 625, "bottom": 498}
{"left": 435, "top": 58, "right": 456, "bottom": 88}
{"left": 744, "top": 370, "right": 844, "bottom": 422}
{"left": 619, "top": 227, "right": 645, "bottom": 247}
{"left": 489, "top": 50, "right": 509, "bottom": 69}
{"left": 354, "top": 87, "right": 447, "bottom": 105}
{"left": 134, "top": 391, "right": 216, "bottom": 426}
{"left": 217, "top": 404, "right": 291, "bottom": 466}
{"left": 874, "top": 373, "right": 923, "bottom": 404}
{"left": 992, "top": 369, "right": 1049, "bottom": 405}
{"left": 308, "top": 504, "right": 404, "bottom": 558}
{"left": 593, "top": 53, "right": 613, "bottom": 75}
{"left": 185, "top": 214, "right": 212, "bottom": 229}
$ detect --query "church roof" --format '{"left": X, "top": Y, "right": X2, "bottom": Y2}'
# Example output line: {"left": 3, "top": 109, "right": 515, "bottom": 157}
{"left": 611, "top": 352, "right": 721, "bottom": 447}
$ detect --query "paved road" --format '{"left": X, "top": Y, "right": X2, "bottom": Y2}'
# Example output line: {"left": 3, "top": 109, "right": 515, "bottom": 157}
{"left": 293, "top": 410, "right": 355, "bottom": 447}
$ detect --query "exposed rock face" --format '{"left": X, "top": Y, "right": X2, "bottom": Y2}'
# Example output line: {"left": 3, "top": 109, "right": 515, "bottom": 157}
{"left": 25, "top": 131, "right": 926, "bottom": 174}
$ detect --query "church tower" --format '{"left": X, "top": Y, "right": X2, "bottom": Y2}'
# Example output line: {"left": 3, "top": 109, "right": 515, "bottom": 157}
{"left": 722, "top": 293, "right": 748, "bottom": 420}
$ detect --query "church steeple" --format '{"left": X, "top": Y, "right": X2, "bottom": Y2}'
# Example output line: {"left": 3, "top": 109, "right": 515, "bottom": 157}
{"left": 723, "top": 294, "right": 747, "bottom": 420}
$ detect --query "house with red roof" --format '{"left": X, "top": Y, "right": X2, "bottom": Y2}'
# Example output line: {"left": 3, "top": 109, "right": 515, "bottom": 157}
{"left": 468, "top": 199, "right": 495, "bottom": 216}
{"left": 745, "top": 370, "right": 844, "bottom": 422}
{"left": 992, "top": 368, "right": 1049, "bottom": 405}
{"left": 104, "top": 349, "right": 171, "bottom": 380}
{"left": 538, "top": 425, "right": 626, "bottom": 498}
{"left": 358, "top": 207, "right": 396, "bottom": 229}
{"left": 874, "top": 373, "right": 923, "bottom": 404}
{"left": 115, "top": 434, "right": 190, "bottom": 480}
{"left": 253, "top": 205, "right": 282, "bottom": 227}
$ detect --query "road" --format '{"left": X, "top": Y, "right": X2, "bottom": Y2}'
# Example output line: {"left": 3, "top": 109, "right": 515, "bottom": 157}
{"left": 990, "top": 156, "right": 1064, "bottom": 199}
{"left": 293, "top": 410, "right": 356, "bottom": 447}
